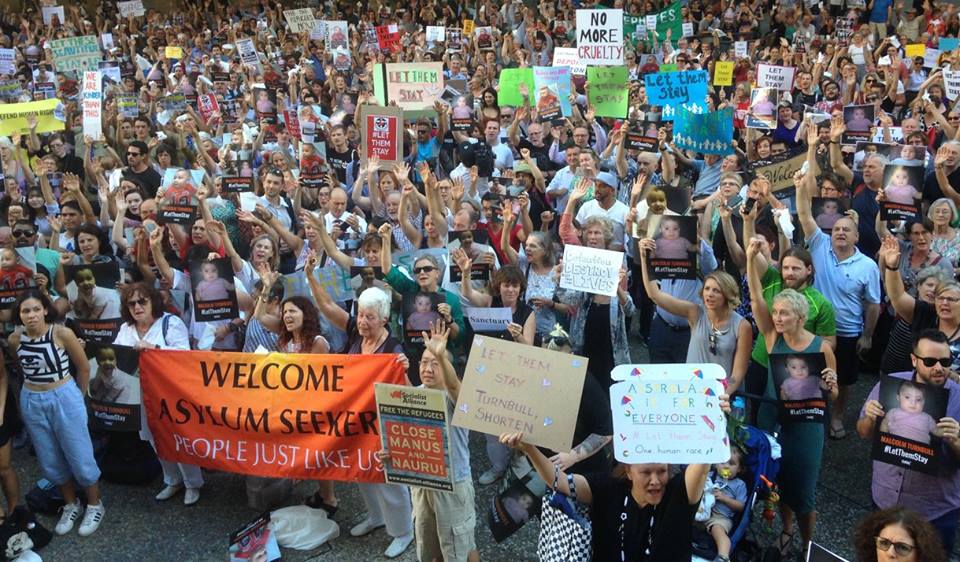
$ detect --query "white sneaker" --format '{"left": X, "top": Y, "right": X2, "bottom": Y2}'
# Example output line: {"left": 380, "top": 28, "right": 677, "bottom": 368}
{"left": 78, "top": 503, "right": 105, "bottom": 537}
{"left": 384, "top": 533, "right": 415, "bottom": 558}
{"left": 478, "top": 468, "right": 503, "bottom": 486}
{"left": 183, "top": 488, "right": 200, "bottom": 506}
{"left": 55, "top": 500, "right": 83, "bottom": 535}
{"left": 349, "top": 517, "right": 385, "bottom": 537}
{"left": 155, "top": 484, "right": 183, "bottom": 501}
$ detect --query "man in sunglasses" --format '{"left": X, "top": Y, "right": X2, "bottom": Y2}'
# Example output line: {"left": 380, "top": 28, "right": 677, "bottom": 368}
{"left": 11, "top": 220, "right": 60, "bottom": 296}
{"left": 121, "top": 140, "right": 161, "bottom": 198}
{"left": 857, "top": 329, "right": 960, "bottom": 553}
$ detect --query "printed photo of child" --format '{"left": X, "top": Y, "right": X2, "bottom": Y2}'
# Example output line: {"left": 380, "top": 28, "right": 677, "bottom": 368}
{"left": 882, "top": 164, "right": 923, "bottom": 205}
{"left": 68, "top": 266, "right": 121, "bottom": 320}
{"left": 88, "top": 345, "right": 140, "bottom": 405}
{"left": 0, "top": 247, "right": 34, "bottom": 291}
{"left": 190, "top": 257, "right": 239, "bottom": 322}
{"left": 746, "top": 88, "right": 777, "bottom": 129}
{"left": 777, "top": 354, "right": 828, "bottom": 401}
{"left": 652, "top": 216, "right": 697, "bottom": 260}
{"left": 194, "top": 259, "right": 234, "bottom": 301}
{"left": 405, "top": 292, "right": 441, "bottom": 332}
{"left": 812, "top": 198, "right": 849, "bottom": 232}
{"left": 880, "top": 380, "right": 943, "bottom": 445}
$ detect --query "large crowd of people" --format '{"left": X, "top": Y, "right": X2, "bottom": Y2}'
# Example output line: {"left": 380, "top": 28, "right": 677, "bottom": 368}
{"left": 0, "top": 0, "right": 957, "bottom": 560}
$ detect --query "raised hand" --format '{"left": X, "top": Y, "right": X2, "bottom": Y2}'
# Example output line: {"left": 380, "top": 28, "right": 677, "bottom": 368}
{"left": 422, "top": 320, "right": 450, "bottom": 359}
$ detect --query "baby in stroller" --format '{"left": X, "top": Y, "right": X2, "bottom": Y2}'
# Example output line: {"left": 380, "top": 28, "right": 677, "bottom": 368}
{"left": 704, "top": 447, "right": 749, "bottom": 562}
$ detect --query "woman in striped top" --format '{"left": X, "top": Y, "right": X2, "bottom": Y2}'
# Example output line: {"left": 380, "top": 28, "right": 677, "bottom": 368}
{"left": 10, "top": 289, "right": 104, "bottom": 537}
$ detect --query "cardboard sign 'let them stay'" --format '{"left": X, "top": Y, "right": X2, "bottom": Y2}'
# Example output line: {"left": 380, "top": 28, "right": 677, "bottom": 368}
{"left": 453, "top": 336, "right": 587, "bottom": 452}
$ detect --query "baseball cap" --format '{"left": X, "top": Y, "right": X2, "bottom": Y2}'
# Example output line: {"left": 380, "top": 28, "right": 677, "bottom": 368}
{"left": 595, "top": 171, "right": 619, "bottom": 188}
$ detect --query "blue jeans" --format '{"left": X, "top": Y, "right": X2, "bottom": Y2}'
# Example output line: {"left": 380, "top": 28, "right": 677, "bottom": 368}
{"left": 648, "top": 314, "right": 691, "bottom": 363}
{"left": 21, "top": 382, "right": 100, "bottom": 487}
{"left": 929, "top": 507, "right": 960, "bottom": 555}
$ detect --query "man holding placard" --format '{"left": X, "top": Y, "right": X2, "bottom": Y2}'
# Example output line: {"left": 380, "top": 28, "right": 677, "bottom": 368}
{"left": 856, "top": 329, "right": 960, "bottom": 553}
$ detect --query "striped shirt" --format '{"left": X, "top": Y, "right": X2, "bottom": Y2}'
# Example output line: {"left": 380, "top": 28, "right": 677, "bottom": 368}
{"left": 18, "top": 327, "right": 71, "bottom": 384}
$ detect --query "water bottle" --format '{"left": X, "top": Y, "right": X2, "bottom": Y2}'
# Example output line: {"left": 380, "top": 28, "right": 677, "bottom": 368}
{"left": 730, "top": 396, "right": 746, "bottom": 424}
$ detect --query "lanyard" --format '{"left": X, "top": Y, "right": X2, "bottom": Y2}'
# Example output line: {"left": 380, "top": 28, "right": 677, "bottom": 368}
{"left": 619, "top": 494, "right": 656, "bottom": 561}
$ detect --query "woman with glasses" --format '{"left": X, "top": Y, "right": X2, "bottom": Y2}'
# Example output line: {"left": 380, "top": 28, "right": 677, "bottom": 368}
{"left": 927, "top": 198, "right": 960, "bottom": 267}
{"left": 854, "top": 507, "right": 947, "bottom": 562}
{"left": 746, "top": 239, "right": 838, "bottom": 560}
{"left": 112, "top": 282, "right": 202, "bottom": 505}
{"left": 875, "top": 217, "right": 953, "bottom": 296}
{"left": 880, "top": 236, "right": 960, "bottom": 371}
{"left": 640, "top": 240, "right": 752, "bottom": 392}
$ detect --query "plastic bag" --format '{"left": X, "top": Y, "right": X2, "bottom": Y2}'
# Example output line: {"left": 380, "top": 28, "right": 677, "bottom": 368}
{"left": 270, "top": 506, "right": 339, "bottom": 550}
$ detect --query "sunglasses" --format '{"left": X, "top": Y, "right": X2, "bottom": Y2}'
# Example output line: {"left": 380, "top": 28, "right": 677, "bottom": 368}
{"left": 127, "top": 298, "right": 149, "bottom": 308}
{"left": 413, "top": 266, "right": 437, "bottom": 274}
{"left": 913, "top": 354, "right": 951, "bottom": 368}
{"left": 12, "top": 230, "right": 34, "bottom": 237}
{"left": 709, "top": 329, "right": 720, "bottom": 355}
{"left": 874, "top": 537, "right": 915, "bottom": 556}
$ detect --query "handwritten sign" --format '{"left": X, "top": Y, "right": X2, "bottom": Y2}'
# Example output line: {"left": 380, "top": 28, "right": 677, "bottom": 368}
{"left": 464, "top": 307, "right": 513, "bottom": 332}
{"left": 497, "top": 68, "right": 535, "bottom": 107}
{"left": 734, "top": 41, "right": 748, "bottom": 59}
{"left": 426, "top": 26, "right": 445, "bottom": 42}
{"left": 559, "top": 244, "right": 623, "bottom": 297}
{"left": 0, "top": 49, "right": 14, "bottom": 76}
{"left": 713, "top": 61, "right": 734, "bottom": 86}
{"left": 905, "top": 43, "right": 925, "bottom": 58}
{"left": 374, "top": 62, "right": 444, "bottom": 114}
{"left": 375, "top": 383, "right": 453, "bottom": 491}
{"left": 610, "top": 363, "right": 729, "bottom": 464}
{"left": 463, "top": 19, "right": 475, "bottom": 35}
{"left": 360, "top": 105, "right": 403, "bottom": 165}
{"left": 42, "top": 6, "right": 64, "bottom": 26}
{"left": 284, "top": 8, "right": 316, "bottom": 33}
{"left": 924, "top": 48, "right": 941, "bottom": 69}
{"left": 644, "top": 70, "right": 709, "bottom": 120}
{"left": 751, "top": 150, "right": 807, "bottom": 196}
{"left": 453, "top": 336, "right": 587, "bottom": 452}
{"left": 946, "top": 70, "right": 960, "bottom": 101}
{"left": 757, "top": 64, "right": 796, "bottom": 91}
{"left": 552, "top": 47, "right": 586, "bottom": 76}
{"left": 940, "top": 37, "right": 960, "bottom": 52}
{"left": 81, "top": 71, "right": 102, "bottom": 141}
{"left": 576, "top": 9, "right": 624, "bottom": 65}
{"left": 117, "top": 0, "right": 145, "bottom": 17}
{"left": 587, "top": 66, "right": 629, "bottom": 119}
{"left": 164, "top": 46, "right": 183, "bottom": 60}
{"left": 50, "top": 36, "right": 101, "bottom": 74}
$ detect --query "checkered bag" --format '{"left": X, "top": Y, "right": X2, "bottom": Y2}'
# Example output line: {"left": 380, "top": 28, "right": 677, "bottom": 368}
{"left": 536, "top": 466, "right": 592, "bottom": 561}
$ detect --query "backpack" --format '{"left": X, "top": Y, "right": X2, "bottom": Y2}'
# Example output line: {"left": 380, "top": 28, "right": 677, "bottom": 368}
{"left": 0, "top": 506, "right": 51, "bottom": 560}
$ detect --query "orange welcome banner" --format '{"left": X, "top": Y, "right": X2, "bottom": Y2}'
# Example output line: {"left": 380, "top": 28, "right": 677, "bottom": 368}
{"left": 140, "top": 350, "right": 406, "bottom": 481}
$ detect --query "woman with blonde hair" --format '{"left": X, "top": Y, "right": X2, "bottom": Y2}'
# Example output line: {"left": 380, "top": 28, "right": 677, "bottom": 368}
{"left": 640, "top": 240, "right": 753, "bottom": 392}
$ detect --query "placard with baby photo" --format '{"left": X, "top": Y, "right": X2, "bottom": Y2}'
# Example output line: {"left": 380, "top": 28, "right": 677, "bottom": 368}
{"left": 449, "top": 259, "right": 492, "bottom": 284}
{"left": 85, "top": 342, "right": 141, "bottom": 431}
{"left": 627, "top": 119, "right": 660, "bottom": 151}
{"left": 842, "top": 104, "right": 875, "bottom": 145}
{"left": 649, "top": 215, "right": 698, "bottom": 280}
{"left": 349, "top": 265, "right": 387, "bottom": 296}
{"left": 158, "top": 168, "right": 201, "bottom": 225}
{"left": 222, "top": 157, "right": 254, "bottom": 192}
{"left": 0, "top": 247, "right": 36, "bottom": 309}
{"left": 871, "top": 375, "right": 948, "bottom": 475}
{"left": 190, "top": 257, "right": 238, "bottom": 322}
{"left": 746, "top": 87, "right": 778, "bottom": 129}
{"left": 770, "top": 352, "right": 829, "bottom": 424}
{"left": 811, "top": 198, "right": 850, "bottom": 232}
{"left": 402, "top": 292, "right": 443, "bottom": 350}
{"left": 64, "top": 261, "right": 122, "bottom": 342}
{"left": 880, "top": 164, "right": 924, "bottom": 220}
{"left": 228, "top": 512, "right": 281, "bottom": 562}
{"left": 852, "top": 141, "right": 898, "bottom": 171}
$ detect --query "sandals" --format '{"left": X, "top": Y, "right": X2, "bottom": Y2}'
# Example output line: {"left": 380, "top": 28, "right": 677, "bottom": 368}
{"left": 304, "top": 491, "right": 339, "bottom": 516}
{"left": 777, "top": 530, "right": 795, "bottom": 557}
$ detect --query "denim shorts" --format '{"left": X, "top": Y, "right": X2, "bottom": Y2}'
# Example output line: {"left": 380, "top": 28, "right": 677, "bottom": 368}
{"left": 21, "top": 382, "right": 100, "bottom": 487}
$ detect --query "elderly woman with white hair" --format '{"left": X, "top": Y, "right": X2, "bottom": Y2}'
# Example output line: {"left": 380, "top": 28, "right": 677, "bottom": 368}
{"left": 746, "top": 238, "right": 839, "bottom": 559}
{"left": 928, "top": 198, "right": 960, "bottom": 267}
{"left": 308, "top": 262, "right": 414, "bottom": 559}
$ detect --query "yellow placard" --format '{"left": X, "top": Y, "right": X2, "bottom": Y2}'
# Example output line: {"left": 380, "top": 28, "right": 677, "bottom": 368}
{"left": 905, "top": 43, "right": 926, "bottom": 58}
{"left": 463, "top": 19, "right": 475, "bottom": 35}
{"left": 0, "top": 99, "right": 65, "bottom": 136}
{"left": 165, "top": 46, "right": 184, "bottom": 59}
{"left": 714, "top": 61, "right": 734, "bottom": 86}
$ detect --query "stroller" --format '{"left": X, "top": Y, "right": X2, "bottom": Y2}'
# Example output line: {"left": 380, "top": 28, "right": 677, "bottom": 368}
{"left": 691, "top": 425, "right": 783, "bottom": 562}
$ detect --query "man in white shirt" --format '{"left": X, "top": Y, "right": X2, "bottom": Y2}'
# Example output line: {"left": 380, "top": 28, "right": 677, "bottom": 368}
{"left": 575, "top": 171, "right": 629, "bottom": 251}
{"left": 323, "top": 187, "right": 368, "bottom": 253}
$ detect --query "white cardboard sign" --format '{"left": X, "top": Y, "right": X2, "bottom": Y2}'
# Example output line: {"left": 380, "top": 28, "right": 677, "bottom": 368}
{"left": 559, "top": 244, "right": 623, "bottom": 297}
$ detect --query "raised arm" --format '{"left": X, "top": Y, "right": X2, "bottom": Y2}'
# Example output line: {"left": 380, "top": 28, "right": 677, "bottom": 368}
{"left": 452, "top": 249, "right": 492, "bottom": 307}
{"left": 305, "top": 251, "right": 350, "bottom": 331}
{"left": 746, "top": 237, "right": 775, "bottom": 342}
{"left": 879, "top": 235, "right": 916, "bottom": 322}
{"left": 397, "top": 184, "right": 424, "bottom": 248}
{"left": 302, "top": 210, "right": 354, "bottom": 271}
{"left": 147, "top": 226, "right": 175, "bottom": 286}
{"left": 251, "top": 261, "right": 282, "bottom": 334}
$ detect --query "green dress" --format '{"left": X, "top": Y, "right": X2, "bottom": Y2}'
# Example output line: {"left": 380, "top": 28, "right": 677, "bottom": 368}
{"left": 759, "top": 334, "right": 825, "bottom": 515}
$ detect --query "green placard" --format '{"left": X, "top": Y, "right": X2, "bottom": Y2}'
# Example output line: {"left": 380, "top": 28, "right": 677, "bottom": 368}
{"left": 497, "top": 68, "right": 535, "bottom": 107}
{"left": 660, "top": 63, "right": 678, "bottom": 72}
{"left": 587, "top": 66, "right": 629, "bottom": 119}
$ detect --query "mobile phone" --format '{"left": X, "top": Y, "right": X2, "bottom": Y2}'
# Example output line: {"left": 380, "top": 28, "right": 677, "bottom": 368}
{"left": 744, "top": 197, "right": 757, "bottom": 214}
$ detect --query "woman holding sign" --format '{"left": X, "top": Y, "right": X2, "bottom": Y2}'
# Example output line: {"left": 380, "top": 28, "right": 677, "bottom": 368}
{"left": 453, "top": 249, "right": 535, "bottom": 345}
{"left": 113, "top": 282, "right": 203, "bottom": 506}
{"left": 498, "top": 400, "right": 728, "bottom": 561}
{"left": 639, "top": 238, "right": 753, "bottom": 393}
{"left": 306, "top": 257, "right": 415, "bottom": 558}
{"left": 746, "top": 238, "right": 838, "bottom": 559}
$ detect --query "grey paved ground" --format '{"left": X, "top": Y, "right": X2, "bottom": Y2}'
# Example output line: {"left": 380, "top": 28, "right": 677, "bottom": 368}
{"left": 11, "top": 340, "right": 960, "bottom": 561}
